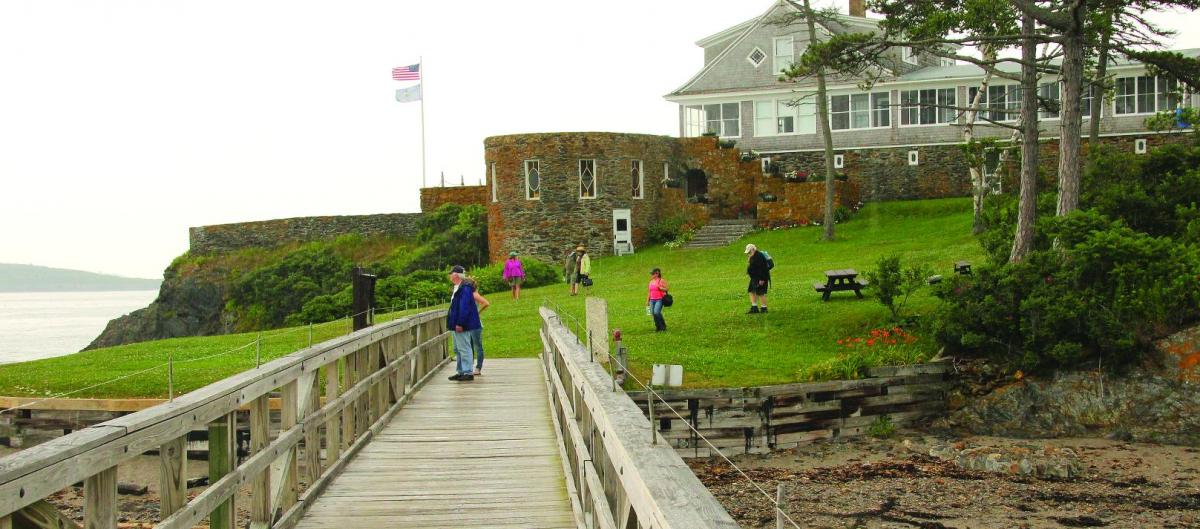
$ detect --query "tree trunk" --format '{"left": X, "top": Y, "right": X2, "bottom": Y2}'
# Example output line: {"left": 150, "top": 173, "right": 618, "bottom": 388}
{"left": 1011, "top": 12, "right": 1041, "bottom": 263}
{"left": 802, "top": 0, "right": 837, "bottom": 241}
{"left": 1056, "top": 7, "right": 1086, "bottom": 217}
{"left": 1088, "top": 22, "right": 1111, "bottom": 146}
{"left": 966, "top": 47, "right": 996, "bottom": 235}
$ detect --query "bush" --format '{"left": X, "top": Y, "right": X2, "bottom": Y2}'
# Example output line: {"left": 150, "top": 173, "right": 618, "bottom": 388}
{"left": 935, "top": 210, "right": 1200, "bottom": 372}
{"left": 1084, "top": 141, "right": 1200, "bottom": 239}
{"left": 227, "top": 244, "right": 354, "bottom": 330}
{"left": 866, "top": 255, "right": 933, "bottom": 320}
{"left": 868, "top": 415, "right": 896, "bottom": 439}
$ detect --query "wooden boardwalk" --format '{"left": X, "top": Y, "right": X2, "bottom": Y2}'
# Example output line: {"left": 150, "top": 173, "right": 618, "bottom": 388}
{"left": 294, "top": 358, "right": 578, "bottom": 529}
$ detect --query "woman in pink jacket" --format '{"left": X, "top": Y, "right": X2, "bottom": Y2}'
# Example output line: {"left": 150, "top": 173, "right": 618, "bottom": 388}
{"left": 502, "top": 251, "right": 525, "bottom": 300}
{"left": 647, "top": 268, "right": 669, "bottom": 332}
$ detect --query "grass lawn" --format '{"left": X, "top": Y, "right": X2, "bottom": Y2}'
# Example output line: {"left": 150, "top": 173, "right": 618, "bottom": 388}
{"left": 0, "top": 198, "right": 982, "bottom": 399}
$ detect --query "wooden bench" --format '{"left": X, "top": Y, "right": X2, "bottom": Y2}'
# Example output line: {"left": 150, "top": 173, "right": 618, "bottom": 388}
{"left": 814, "top": 269, "right": 868, "bottom": 301}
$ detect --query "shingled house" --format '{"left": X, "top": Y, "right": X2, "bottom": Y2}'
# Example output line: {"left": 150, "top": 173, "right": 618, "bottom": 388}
{"left": 666, "top": 0, "right": 1199, "bottom": 200}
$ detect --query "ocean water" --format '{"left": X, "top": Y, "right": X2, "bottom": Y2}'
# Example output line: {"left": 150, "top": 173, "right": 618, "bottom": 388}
{"left": 0, "top": 290, "right": 158, "bottom": 364}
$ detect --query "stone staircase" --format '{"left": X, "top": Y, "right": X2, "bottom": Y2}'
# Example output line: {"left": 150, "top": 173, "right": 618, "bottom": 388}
{"left": 684, "top": 219, "right": 757, "bottom": 249}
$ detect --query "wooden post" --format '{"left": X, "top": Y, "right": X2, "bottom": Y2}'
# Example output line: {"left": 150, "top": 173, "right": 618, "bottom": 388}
{"left": 0, "top": 514, "right": 10, "bottom": 529}
{"left": 776, "top": 482, "right": 785, "bottom": 529}
{"left": 324, "top": 361, "right": 342, "bottom": 467}
{"left": 352, "top": 268, "right": 377, "bottom": 331}
{"left": 341, "top": 355, "right": 355, "bottom": 451}
{"left": 207, "top": 413, "right": 236, "bottom": 529}
{"left": 250, "top": 395, "right": 271, "bottom": 529}
{"left": 279, "top": 381, "right": 299, "bottom": 513}
{"left": 158, "top": 436, "right": 187, "bottom": 519}
{"left": 303, "top": 373, "right": 321, "bottom": 488}
{"left": 84, "top": 466, "right": 117, "bottom": 529}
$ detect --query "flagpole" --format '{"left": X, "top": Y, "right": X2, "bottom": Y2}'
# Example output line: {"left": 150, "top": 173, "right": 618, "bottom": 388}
{"left": 419, "top": 56, "right": 427, "bottom": 188}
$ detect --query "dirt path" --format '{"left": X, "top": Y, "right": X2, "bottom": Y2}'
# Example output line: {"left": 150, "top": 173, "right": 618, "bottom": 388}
{"left": 690, "top": 433, "right": 1200, "bottom": 528}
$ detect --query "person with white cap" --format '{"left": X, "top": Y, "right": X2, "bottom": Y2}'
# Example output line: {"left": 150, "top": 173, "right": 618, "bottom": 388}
{"left": 745, "top": 243, "right": 770, "bottom": 314}
{"left": 446, "top": 265, "right": 482, "bottom": 381}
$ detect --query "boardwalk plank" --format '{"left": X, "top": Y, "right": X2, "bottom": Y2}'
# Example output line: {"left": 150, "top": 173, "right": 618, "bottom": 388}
{"left": 293, "top": 358, "right": 576, "bottom": 529}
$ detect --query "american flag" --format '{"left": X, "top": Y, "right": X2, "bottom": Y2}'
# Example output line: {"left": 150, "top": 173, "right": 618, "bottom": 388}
{"left": 392, "top": 64, "right": 420, "bottom": 81}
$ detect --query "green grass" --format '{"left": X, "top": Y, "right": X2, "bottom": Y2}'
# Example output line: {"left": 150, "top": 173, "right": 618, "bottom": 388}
{"left": 0, "top": 198, "right": 983, "bottom": 398}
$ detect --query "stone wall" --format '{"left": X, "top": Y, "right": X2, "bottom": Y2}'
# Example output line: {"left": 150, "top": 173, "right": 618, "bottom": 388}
{"left": 484, "top": 132, "right": 677, "bottom": 264}
{"left": 420, "top": 185, "right": 488, "bottom": 213}
{"left": 677, "top": 136, "right": 766, "bottom": 218}
{"left": 188, "top": 213, "right": 423, "bottom": 254}
{"left": 756, "top": 180, "right": 861, "bottom": 227}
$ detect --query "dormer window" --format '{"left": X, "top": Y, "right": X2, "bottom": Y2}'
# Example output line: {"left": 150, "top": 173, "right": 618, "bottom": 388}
{"left": 773, "top": 37, "right": 794, "bottom": 74}
{"left": 747, "top": 47, "right": 766, "bottom": 68}
{"left": 902, "top": 47, "right": 919, "bottom": 65}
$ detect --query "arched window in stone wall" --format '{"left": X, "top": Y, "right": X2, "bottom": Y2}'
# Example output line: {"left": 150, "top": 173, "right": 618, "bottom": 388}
{"left": 579, "top": 159, "right": 597, "bottom": 199}
{"left": 524, "top": 160, "right": 541, "bottom": 200}
{"left": 631, "top": 160, "right": 644, "bottom": 199}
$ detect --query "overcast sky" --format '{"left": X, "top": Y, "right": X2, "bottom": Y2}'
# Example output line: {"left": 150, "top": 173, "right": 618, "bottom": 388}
{"left": 2, "top": 1, "right": 1198, "bottom": 279}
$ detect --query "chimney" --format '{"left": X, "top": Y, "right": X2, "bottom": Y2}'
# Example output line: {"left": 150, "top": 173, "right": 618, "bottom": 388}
{"left": 848, "top": 0, "right": 866, "bottom": 17}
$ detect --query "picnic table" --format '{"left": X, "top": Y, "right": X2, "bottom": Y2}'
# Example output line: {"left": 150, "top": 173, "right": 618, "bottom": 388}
{"left": 954, "top": 261, "right": 972, "bottom": 275}
{"left": 813, "top": 268, "right": 868, "bottom": 301}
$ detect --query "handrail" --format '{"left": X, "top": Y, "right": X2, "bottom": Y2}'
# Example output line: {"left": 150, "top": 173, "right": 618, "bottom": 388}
{"left": 0, "top": 309, "right": 450, "bottom": 529}
{"left": 539, "top": 306, "right": 739, "bottom": 529}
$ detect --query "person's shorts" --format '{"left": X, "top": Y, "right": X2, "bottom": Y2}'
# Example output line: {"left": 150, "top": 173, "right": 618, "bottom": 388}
{"left": 566, "top": 272, "right": 578, "bottom": 284}
{"left": 506, "top": 277, "right": 523, "bottom": 286}
{"left": 748, "top": 279, "right": 769, "bottom": 296}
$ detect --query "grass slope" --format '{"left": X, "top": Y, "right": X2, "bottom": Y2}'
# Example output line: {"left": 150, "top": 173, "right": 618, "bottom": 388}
{"left": 0, "top": 198, "right": 981, "bottom": 398}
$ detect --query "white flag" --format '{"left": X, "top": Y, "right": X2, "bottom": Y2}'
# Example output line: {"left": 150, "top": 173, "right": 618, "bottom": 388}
{"left": 395, "top": 83, "right": 422, "bottom": 103}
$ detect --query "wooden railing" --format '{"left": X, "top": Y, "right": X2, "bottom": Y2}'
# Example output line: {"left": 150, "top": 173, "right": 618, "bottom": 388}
{"left": 0, "top": 310, "right": 449, "bottom": 529}
{"left": 539, "top": 306, "right": 739, "bottom": 529}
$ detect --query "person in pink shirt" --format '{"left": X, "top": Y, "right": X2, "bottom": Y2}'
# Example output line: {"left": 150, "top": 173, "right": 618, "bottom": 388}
{"left": 647, "top": 268, "right": 669, "bottom": 332}
{"left": 502, "top": 251, "right": 525, "bottom": 300}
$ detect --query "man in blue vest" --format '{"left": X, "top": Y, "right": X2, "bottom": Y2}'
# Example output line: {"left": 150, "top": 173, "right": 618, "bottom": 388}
{"left": 447, "top": 265, "right": 481, "bottom": 381}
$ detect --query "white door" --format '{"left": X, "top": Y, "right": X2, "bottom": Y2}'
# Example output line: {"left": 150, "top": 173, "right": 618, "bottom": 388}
{"left": 612, "top": 209, "right": 633, "bottom": 255}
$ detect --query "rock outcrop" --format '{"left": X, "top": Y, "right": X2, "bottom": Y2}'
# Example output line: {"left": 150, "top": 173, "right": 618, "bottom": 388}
{"left": 85, "top": 266, "right": 228, "bottom": 350}
{"left": 940, "top": 326, "right": 1200, "bottom": 446}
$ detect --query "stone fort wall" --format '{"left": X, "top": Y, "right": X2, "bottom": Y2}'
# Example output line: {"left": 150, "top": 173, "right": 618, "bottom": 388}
{"left": 420, "top": 185, "right": 488, "bottom": 212}
{"left": 188, "top": 213, "right": 423, "bottom": 254}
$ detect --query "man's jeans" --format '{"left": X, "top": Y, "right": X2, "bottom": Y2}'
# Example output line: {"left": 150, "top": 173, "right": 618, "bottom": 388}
{"left": 453, "top": 330, "right": 475, "bottom": 375}
{"left": 469, "top": 328, "right": 485, "bottom": 371}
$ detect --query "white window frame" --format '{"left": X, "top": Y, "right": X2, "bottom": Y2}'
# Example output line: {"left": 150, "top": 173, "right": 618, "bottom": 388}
{"left": 829, "top": 92, "right": 890, "bottom": 131}
{"left": 490, "top": 162, "right": 497, "bottom": 202}
{"left": 747, "top": 47, "right": 767, "bottom": 68}
{"left": 773, "top": 36, "right": 794, "bottom": 75}
{"left": 900, "top": 86, "right": 958, "bottom": 127}
{"left": 908, "top": 150, "right": 920, "bottom": 166}
{"left": 834, "top": 154, "right": 844, "bottom": 169}
{"left": 902, "top": 47, "right": 919, "bottom": 65}
{"left": 683, "top": 102, "right": 740, "bottom": 138}
{"left": 754, "top": 98, "right": 816, "bottom": 137}
{"left": 1037, "top": 82, "right": 1061, "bottom": 120}
{"left": 1114, "top": 74, "right": 1181, "bottom": 116}
{"left": 631, "top": 159, "right": 644, "bottom": 199}
{"left": 524, "top": 160, "right": 541, "bottom": 200}
{"left": 662, "top": 162, "right": 670, "bottom": 187}
{"left": 1135, "top": 138, "right": 1148, "bottom": 154}
{"left": 579, "top": 159, "right": 598, "bottom": 200}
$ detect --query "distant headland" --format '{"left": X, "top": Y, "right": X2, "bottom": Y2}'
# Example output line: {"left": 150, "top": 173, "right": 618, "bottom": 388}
{"left": 0, "top": 263, "right": 160, "bottom": 292}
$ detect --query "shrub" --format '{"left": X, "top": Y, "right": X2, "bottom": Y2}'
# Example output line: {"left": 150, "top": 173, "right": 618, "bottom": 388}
{"left": 798, "top": 327, "right": 931, "bottom": 381}
{"left": 935, "top": 210, "right": 1200, "bottom": 372}
{"left": 866, "top": 255, "right": 933, "bottom": 320}
{"left": 462, "top": 258, "right": 558, "bottom": 295}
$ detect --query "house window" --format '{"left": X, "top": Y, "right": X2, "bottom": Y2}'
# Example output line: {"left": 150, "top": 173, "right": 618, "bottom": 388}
{"left": 754, "top": 98, "right": 816, "bottom": 136}
{"left": 830, "top": 92, "right": 889, "bottom": 130}
{"left": 1114, "top": 75, "right": 1180, "bottom": 115}
{"left": 908, "top": 150, "right": 920, "bottom": 166}
{"left": 683, "top": 103, "right": 740, "bottom": 137}
{"left": 1038, "top": 82, "right": 1061, "bottom": 119}
{"left": 902, "top": 47, "right": 919, "bottom": 65}
{"left": 773, "top": 36, "right": 794, "bottom": 74}
{"left": 1082, "top": 84, "right": 1095, "bottom": 118}
{"left": 748, "top": 47, "right": 766, "bottom": 67}
{"left": 969, "top": 84, "right": 1021, "bottom": 122}
{"left": 631, "top": 160, "right": 644, "bottom": 199}
{"left": 1135, "top": 138, "right": 1148, "bottom": 154}
{"left": 490, "top": 162, "right": 497, "bottom": 202}
{"left": 940, "top": 58, "right": 956, "bottom": 67}
{"left": 524, "top": 160, "right": 541, "bottom": 200}
{"left": 900, "top": 88, "right": 956, "bottom": 125}
{"left": 834, "top": 154, "right": 844, "bottom": 169}
{"left": 579, "top": 159, "right": 597, "bottom": 199}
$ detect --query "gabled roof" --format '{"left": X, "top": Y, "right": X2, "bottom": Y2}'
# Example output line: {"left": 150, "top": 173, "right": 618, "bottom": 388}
{"left": 669, "top": 0, "right": 883, "bottom": 97}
